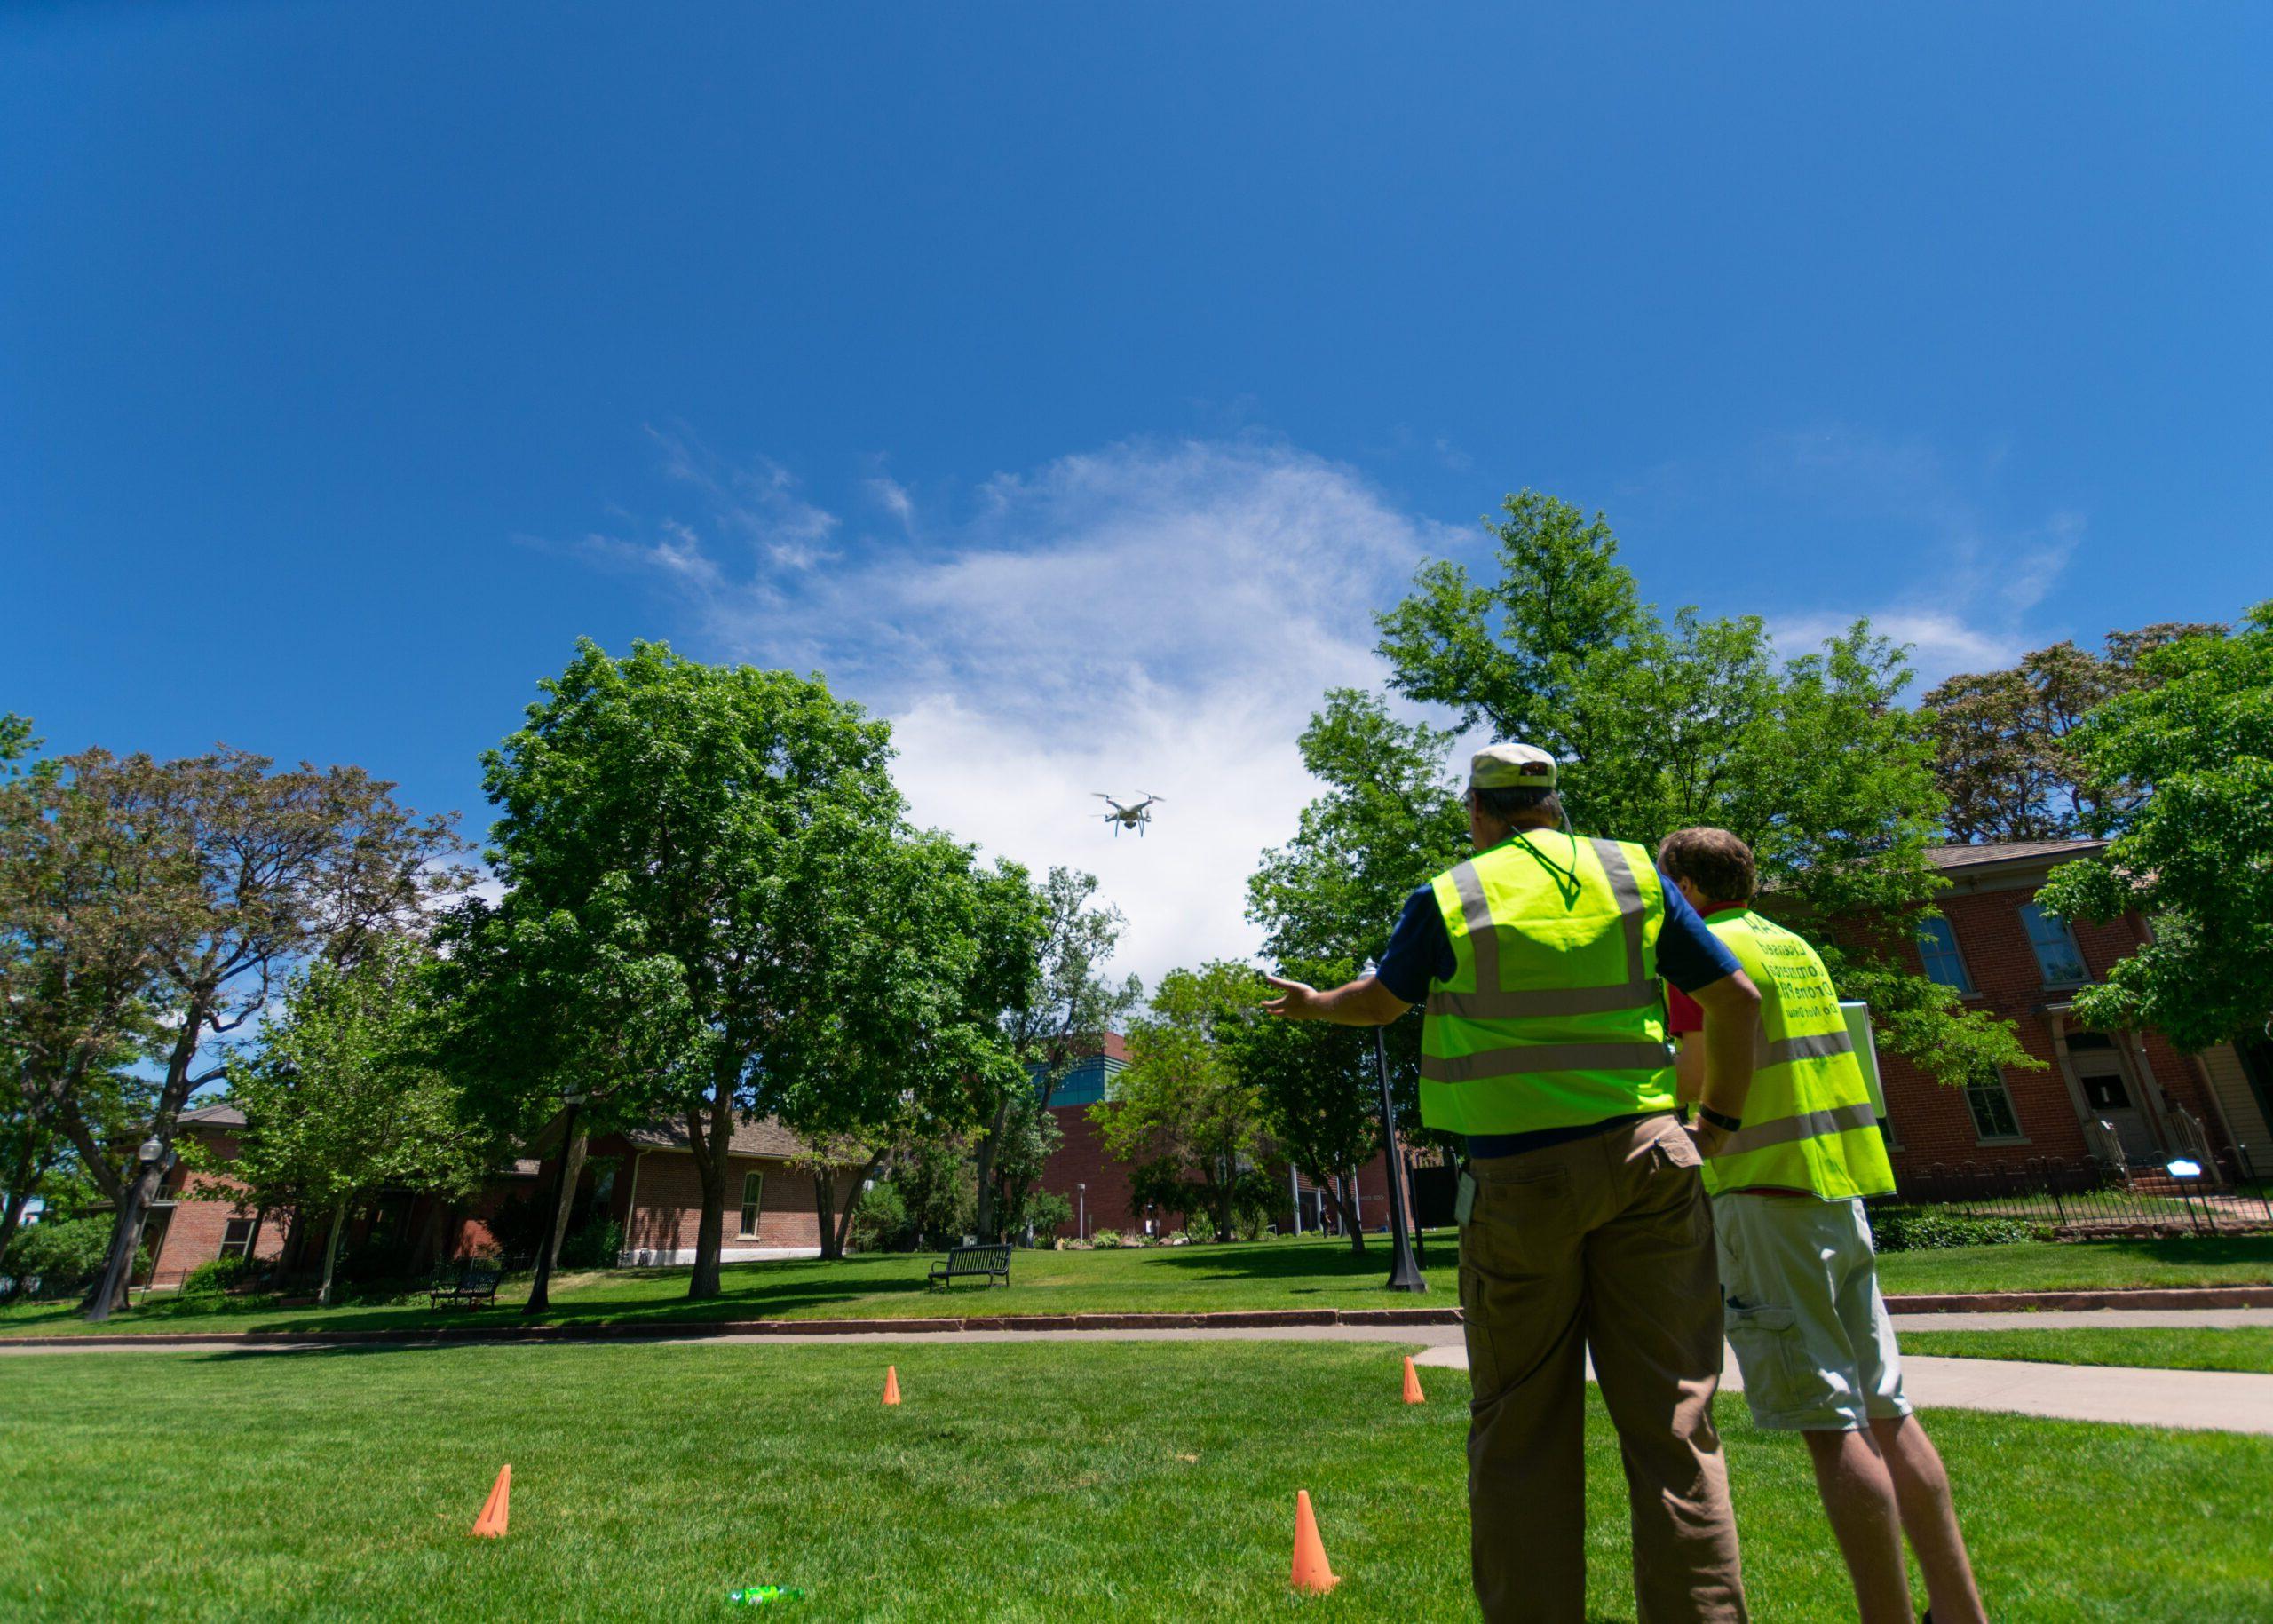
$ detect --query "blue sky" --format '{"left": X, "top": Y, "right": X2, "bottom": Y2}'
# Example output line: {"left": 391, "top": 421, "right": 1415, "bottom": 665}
{"left": 4, "top": 4, "right": 2269, "bottom": 982}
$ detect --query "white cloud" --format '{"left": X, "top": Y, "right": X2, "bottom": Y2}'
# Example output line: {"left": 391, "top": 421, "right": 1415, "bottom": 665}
{"left": 566, "top": 437, "right": 1457, "bottom": 989}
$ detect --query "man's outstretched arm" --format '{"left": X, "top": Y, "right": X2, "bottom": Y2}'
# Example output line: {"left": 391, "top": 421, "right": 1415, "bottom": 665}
{"left": 1260, "top": 972, "right": 1412, "bottom": 1027}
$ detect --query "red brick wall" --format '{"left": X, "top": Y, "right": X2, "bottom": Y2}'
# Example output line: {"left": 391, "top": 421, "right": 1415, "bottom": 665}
{"left": 1877, "top": 881, "right": 2230, "bottom": 1178}
{"left": 612, "top": 1148, "right": 820, "bottom": 1258}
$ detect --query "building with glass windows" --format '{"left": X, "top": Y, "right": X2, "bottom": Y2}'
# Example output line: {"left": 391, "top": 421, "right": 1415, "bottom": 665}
{"left": 1870, "top": 840, "right": 2273, "bottom": 1182}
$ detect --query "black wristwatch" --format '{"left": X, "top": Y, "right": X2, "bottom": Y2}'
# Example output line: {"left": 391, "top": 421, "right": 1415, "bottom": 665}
{"left": 1697, "top": 1106, "right": 1742, "bottom": 1134}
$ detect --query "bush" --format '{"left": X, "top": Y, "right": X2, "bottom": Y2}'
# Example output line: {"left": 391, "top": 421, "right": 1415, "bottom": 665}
{"left": 558, "top": 1216, "right": 623, "bottom": 1270}
{"left": 850, "top": 1183, "right": 909, "bottom": 1253}
{"left": 1184, "top": 1209, "right": 1216, "bottom": 1244}
{"left": 1018, "top": 1191, "right": 1073, "bottom": 1243}
{"left": 1868, "top": 1207, "right": 2044, "bottom": 1252}
{"left": 1089, "top": 1228, "right": 1123, "bottom": 1249}
{"left": 3, "top": 1216, "right": 117, "bottom": 1297}
{"left": 179, "top": 1256, "right": 255, "bottom": 1298}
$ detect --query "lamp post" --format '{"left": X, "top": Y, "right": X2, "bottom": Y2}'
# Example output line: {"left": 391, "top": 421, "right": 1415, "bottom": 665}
{"left": 86, "top": 1135, "right": 170, "bottom": 1323}
{"left": 1366, "top": 958, "right": 1426, "bottom": 1293}
{"left": 1077, "top": 1183, "right": 1087, "bottom": 1242}
{"left": 524, "top": 1089, "right": 589, "bottom": 1316}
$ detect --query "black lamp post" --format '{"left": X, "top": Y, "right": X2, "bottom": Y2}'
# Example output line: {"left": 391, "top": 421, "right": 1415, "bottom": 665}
{"left": 524, "top": 1089, "right": 588, "bottom": 1316}
{"left": 1366, "top": 959, "right": 1426, "bottom": 1293}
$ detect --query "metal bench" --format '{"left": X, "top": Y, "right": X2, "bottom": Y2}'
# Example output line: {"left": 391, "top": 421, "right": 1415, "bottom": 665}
{"left": 426, "top": 1264, "right": 503, "bottom": 1310}
{"left": 926, "top": 1243, "right": 1012, "bottom": 1290}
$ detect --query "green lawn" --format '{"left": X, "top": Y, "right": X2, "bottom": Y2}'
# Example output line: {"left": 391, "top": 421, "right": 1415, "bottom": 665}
{"left": 0, "top": 1341, "right": 2264, "bottom": 1621}
{"left": 4, "top": 1233, "right": 2269, "bottom": 1341}
{"left": 1902, "top": 1326, "right": 2273, "bottom": 1374}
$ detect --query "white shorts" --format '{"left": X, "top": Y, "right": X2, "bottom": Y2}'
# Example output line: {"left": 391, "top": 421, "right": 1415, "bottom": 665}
{"left": 1714, "top": 1192, "right": 1912, "bottom": 1432}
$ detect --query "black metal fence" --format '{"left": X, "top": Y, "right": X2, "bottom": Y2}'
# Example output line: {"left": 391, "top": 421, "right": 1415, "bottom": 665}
{"left": 1889, "top": 1149, "right": 2273, "bottom": 1235}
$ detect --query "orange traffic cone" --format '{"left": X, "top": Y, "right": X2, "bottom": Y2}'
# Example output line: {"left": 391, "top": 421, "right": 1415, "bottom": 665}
{"left": 470, "top": 1464, "right": 511, "bottom": 1538}
{"left": 883, "top": 1365, "right": 902, "bottom": 1406}
{"left": 1402, "top": 1355, "right": 1426, "bottom": 1405}
{"left": 1290, "top": 1488, "right": 1338, "bottom": 1595}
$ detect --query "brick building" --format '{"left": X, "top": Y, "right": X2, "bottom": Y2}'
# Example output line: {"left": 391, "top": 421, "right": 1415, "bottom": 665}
{"left": 1873, "top": 840, "right": 2273, "bottom": 1183}
{"left": 137, "top": 1105, "right": 823, "bottom": 1288}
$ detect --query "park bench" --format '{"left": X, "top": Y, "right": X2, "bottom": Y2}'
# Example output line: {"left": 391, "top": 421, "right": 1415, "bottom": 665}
{"left": 426, "top": 1264, "right": 503, "bottom": 1310}
{"left": 927, "top": 1243, "right": 1012, "bottom": 1291}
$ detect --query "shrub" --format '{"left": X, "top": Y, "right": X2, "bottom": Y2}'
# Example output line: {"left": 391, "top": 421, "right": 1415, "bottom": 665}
{"left": 179, "top": 1256, "right": 255, "bottom": 1298}
{"left": 1019, "top": 1191, "right": 1073, "bottom": 1243}
{"left": 1184, "top": 1210, "right": 1216, "bottom": 1244}
{"left": 850, "top": 1182, "right": 909, "bottom": 1253}
{"left": 558, "top": 1216, "right": 623, "bottom": 1270}
{"left": 1090, "top": 1228, "right": 1123, "bottom": 1249}
{"left": 3, "top": 1216, "right": 116, "bottom": 1297}
{"left": 1868, "top": 1207, "right": 2044, "bottom": 1252}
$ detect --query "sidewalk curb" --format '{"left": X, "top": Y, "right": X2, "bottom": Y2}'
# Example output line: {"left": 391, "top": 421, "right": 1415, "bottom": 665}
{"left": 3, "top": 1288, "right": 2264, "bottom": 1350}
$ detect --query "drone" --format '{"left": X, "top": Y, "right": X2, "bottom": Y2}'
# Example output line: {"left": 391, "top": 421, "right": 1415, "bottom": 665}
{"left": 1095, "top": 793, "right": 1163, "bottom": 836}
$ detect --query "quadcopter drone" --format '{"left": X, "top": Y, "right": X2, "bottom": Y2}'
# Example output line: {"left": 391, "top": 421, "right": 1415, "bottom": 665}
{"left": 1095, "top": 793, "right": 1163, "bottom": 836}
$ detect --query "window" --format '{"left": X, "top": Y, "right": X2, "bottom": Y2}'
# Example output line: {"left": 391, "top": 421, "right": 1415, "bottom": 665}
{"left": 1915, "top": 917, "right": 1974, "bottom": 994}
{"left": 2020, "top": 902, "right": 2088, "bottom": 987}
{"left": 219, "top": 1218, "right": 257, "bottom": 1259}
{"left": 1965, "top": 1074, "right": 2024, "bottom": 1143}
{"left": 738, "top": 1171, "right": 764, "bottom": 1239}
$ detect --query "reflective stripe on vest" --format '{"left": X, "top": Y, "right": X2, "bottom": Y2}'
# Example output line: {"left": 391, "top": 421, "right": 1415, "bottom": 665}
{"left": 1699, "top": 910, "right": 1896, "bottom": 1200}
{"left": 1417, "top": 832, "right": 1675, "bottom": 1137}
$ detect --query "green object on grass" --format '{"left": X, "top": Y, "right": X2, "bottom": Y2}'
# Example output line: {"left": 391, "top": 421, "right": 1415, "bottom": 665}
{"left": 726, "top": 1586, "right": 804, "bottom": 1606}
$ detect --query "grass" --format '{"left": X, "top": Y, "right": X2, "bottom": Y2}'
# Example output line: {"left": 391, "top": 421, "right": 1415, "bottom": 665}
{"left": 4, "top": 1232, "right": 2270, "bottom": 1341}
{"left": 1902, "top": 1326, "right": 2273, "bottom": 1374}
{"left": 0, "top": 1340, "right": 2266, "bottom": 1621}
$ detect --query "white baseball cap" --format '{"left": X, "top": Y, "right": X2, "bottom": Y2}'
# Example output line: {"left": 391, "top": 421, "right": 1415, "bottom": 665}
{"left": 1469, "top": 741, "right": 1557, "bottom": 791}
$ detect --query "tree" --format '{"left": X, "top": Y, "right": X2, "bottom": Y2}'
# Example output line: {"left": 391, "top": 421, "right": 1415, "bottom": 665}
{"left": 971, "top": 867, "right": 1140, "bottom": 1240}
{"left": 225, "top": 935, "right": 491, "bottom": 1304}
{"left": 2037, "top": 608, "right": 2273, "bottom": 1052}
{"left": 1223, "top": 970, "right": 1394, "bottom": 1252}
{"left": 478, "top": 640, "right": 1017, "bottom": 1295}
{"left": 1920, "top": 623, "right": 2224, "bottom": 842}
{"left": 1358, "top": 490, "right": 2033, "bottom": 1092}
{"left": 0, "top": 746, "right": 462, "bottom": 1319}
{"left": 1092, "top": 962, "right": 1271, "bottom": 1244}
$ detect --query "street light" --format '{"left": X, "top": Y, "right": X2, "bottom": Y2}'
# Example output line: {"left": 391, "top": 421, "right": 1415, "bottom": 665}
{"left": 524, "top": 1089, "right": 590, "bottom": 1316}
{"left": 1077, "top": 1183, "right": 1087, "bottom": 1242}
{"left": 1366, "top": 958, "right": 1427, "bottom": 1294}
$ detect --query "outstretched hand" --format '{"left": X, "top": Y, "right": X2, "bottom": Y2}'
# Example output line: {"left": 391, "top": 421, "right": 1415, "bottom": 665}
{"left": 1258, "top": 971, "right": 1320, "bottom": 1019}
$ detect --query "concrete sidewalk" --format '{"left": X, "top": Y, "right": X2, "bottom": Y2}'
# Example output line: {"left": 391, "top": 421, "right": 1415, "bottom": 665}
{"left": 1407, "top": 1327, "right": 2273, "bottom": 1436}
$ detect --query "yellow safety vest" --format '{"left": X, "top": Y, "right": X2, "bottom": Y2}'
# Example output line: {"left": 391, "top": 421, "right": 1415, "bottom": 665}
{"left": 1698, "top": 908, "right": 1896, "bottom": 1200}
{"left": 1418, "top": 831, "right": 1676, "bottom": 1136}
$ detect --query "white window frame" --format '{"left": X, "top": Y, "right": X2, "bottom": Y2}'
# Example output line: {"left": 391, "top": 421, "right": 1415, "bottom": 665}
{"left": 218, "top": 1217, "right": 257, "bottom": 1259}
{"left": 738, "top": 1171, "right": 764, "bottom": 1240}
{"left": 1964, "top": 1072, "right": 2028, "bottom": 1145}
{"left": 2019, "top": 901, "right": 2088, "bottom": 989}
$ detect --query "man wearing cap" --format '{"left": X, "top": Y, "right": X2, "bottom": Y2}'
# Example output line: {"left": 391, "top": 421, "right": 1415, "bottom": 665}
{"left": 1263, "top": 743, "right": 1764, "bottom": 1623}
{"left": 1657, "top": 827, "right": 1986, "bottom": 1624}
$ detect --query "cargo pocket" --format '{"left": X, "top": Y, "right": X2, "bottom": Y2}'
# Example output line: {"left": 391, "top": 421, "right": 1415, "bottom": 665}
{"left": 1723, "top": 1303, "right": 1808, "bottom": 1416}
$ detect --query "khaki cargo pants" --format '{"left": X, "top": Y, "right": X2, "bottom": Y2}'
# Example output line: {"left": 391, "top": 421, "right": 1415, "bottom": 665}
{"left": 1459, "top": 1113, "right": 1747, "bottom": 1623}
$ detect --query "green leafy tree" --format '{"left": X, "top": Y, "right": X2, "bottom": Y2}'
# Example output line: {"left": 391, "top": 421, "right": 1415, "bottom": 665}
{"left": 477, "top": 640, "right": 1018, "bottom": 1294}
{"left": 1222, "top": 967, "right": 1398, "bottom": 1252}
{"left": 226, "top": 935, "right": 493, "bottom": 1304}
{"left": 1350, "top": 490, "right": 2032, "bottom": 1091}
{"left": 971, "top": 866, "right": 1139, "bottom": 1240}
{"left": 1921, "top": 623, "right": 2223, "bottom": 842}
{"left": 1092, "top": 962, "right": 1271, "bottom": 1244}
{"left": 2037, "top": 608, "right": 2273, "bottom": 1050}
{"left": 0, "top": 745, "right": 463, "bottom": 1319}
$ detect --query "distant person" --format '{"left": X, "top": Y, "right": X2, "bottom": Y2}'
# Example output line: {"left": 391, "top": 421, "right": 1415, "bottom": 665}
{"left": 1657, "top": 826, "right": 1988, "bottom": 1624}
{"left": 1263, "top": 743, "right": 1762, "bottom": 1623}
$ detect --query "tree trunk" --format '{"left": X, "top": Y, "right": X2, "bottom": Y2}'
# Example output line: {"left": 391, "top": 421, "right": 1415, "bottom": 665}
{"left": 826, "top": 1151, "right": 886, "bottom": 1259}
{"left": 812, "top": 1171, "right": 841, "bottom": 1262}
{"left": 412, "top": 1199, "right": 447, "bottom": 1272}
{"left": 316, "top": 1198, "right": 349, "bottom": 1307}
{"left": 686, "top": 1088, "right": 732, "bottom": 1299}
{"left": 546, "top": 1127, "right": 590, "bottom": 1269}
{"left": 971, "top": 1094, "right": 1013, "bottom": 1240}
{"left": 1340, "top": 1172, "right": 1366, "bottom": 1254}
